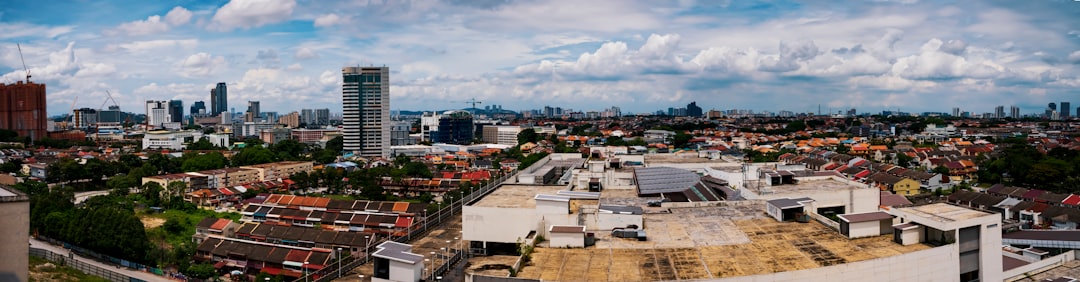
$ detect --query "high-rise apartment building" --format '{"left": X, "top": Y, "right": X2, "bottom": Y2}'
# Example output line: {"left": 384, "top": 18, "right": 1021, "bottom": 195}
{"left": 168, "top": 100, "right": 183, "bottom": 122}
{"left": 145, "top": 100, "right": 170, "bottom": 129}
{"left": 300, "top": 109, "right": 315, "bottom": 126}
{"left": 1009, "top": 106, "right": 1020, "bottom": 119}
{"left": 342, "top": 66, "right": 389, "bottom": 157}
{"left": 686, "top": 101, "right": 703, "bottom": 117}
{"left": 191, "top": 101, "right": 206, "bottom": 115}
{"left": 1061, "top": 102, "right": 1071, "bottom": 119}
{"left": 279, "top": 112, "right": 300, "bottom": 128}
{"left": 0, "top": 82, "right": 47, "bottom": 141}
{"left": 951, "top": 107, "right": 960, "bottom": 117}
{"left": 315, "top": 108, "right": 330, "bottom": 126}
{"left": 245, "top": 101, "right": 261, "bottom": 122}
{"left": 994, "top": 106, "right": 1004, "bottom": 119}
{"left": 210, "top": 82, "right": 227, "bottom": 115}
{"left": 1046, "top": 102, "right": 1057, "bottom": 119}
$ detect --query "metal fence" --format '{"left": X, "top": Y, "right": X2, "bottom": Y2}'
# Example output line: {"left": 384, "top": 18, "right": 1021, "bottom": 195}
{"left": 33, "top": 236, "right": 183, "bottom": 280}
{"left": 29, "top": 247, "right": 145, "bottom": 282}
{"left": 302, "top": 170, "right": 518, "bottom": 281}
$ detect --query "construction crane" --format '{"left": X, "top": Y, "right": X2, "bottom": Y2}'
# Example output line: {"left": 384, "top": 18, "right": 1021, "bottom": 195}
{"left": 16, "top": 43, "right": 31, "bottom": 83}
{"left": 459, "top": 98, "right": 482, "bottom": 110}
{"left": 99, "top": 90, "right": 119, "bottom": 111}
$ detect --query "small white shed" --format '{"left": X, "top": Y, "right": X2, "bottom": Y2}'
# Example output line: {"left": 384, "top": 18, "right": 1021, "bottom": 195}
{"left": 838, "top": 211, "right": 894, "bottom": 239}
{"left": 548, "top": 225, "right": 586, "bottom": 248}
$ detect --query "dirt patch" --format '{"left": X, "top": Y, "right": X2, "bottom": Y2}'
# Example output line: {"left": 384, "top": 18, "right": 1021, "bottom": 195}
{"left": 141, "top": 217, "right": 166, "bottom": 229}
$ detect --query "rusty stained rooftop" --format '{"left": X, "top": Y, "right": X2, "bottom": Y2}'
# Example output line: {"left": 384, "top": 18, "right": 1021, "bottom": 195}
{"left": 512, "top": 205, "right": 932, "bottom": 281}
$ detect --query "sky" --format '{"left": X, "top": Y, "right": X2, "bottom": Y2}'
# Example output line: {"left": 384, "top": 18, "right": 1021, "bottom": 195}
{"left": 2, "top": 0, "right": 1080, "bottom": 117}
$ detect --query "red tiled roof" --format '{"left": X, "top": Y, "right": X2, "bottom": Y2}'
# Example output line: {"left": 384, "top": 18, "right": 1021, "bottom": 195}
{"left": 854, "top": 170, "right": 871, "bottom": 179}
{"left": 395, "top": 217, "right": 412, "bottom": 228}
{"left": 1021, "top": 189, "right": 1046, "bottom": 200}
{"left": 209, "top": 219, "right": 230, "bottom": 231}
{"left": 284, "top": 249, "right": 310, "bottom": 263}
{"left": 1063, "top": 194, "right": 1080, "bottom": 206}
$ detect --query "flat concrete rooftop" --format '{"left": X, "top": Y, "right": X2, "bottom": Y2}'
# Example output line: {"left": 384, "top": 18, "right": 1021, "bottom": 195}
{"left": 899, "top": 203, "right": 993, "bottom": 223}
{"left": 507, "top": 204, "right": 932, "bottom": 281}
{"left": 470, "top": 185, "right": 569, "bottom": 209}
{"left": 758, "top": 177, "right": 865, "bottom": 195}
{"left": 644, "top": 153, "right": 731, "bottom": 164}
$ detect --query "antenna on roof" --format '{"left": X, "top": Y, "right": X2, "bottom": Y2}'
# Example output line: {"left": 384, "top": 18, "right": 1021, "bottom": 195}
{"left": 16, "top": 43, "right": 31, "bottom": 83}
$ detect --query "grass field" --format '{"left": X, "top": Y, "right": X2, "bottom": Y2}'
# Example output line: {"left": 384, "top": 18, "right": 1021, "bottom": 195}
{"left": 29, "top": 256, "right": 109, "bottom": 282}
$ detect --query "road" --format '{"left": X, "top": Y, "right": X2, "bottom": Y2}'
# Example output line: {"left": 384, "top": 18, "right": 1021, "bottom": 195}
{"left": 29, "top": 237, "right": 170, "bottom": 282}
{"left": 74, "top": 190, "right": 110, "bottom": 204}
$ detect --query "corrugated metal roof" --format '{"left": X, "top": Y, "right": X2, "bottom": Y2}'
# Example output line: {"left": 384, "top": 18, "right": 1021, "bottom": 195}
{"left": 634, "top": 167, "right": 700, "bottom": 195}
{"left": 766, "top": 197, "right": 813, "bottom": 209}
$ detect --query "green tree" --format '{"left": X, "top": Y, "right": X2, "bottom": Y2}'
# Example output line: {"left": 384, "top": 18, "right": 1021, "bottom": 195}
{"left": 186, "top": 137, "right": 219, "bottom": 150}
{"left": 271, "top": 139, "right": 306, "bottom": 160}
{"left": 325, "top": 136, "right": 344, "bottom": 153}
{"left": 231, "top": 146, "right": 277, "bottom": 166}
{"left": 517, "top": 129, "right": 539, "bottom": 145}
{"left": 671, "top": 132, "right": 693, "bottom": 149}
{"left": 181, "top": 152, "right": 228, "bottom": 172}
{"left": 185, "top": 263, "right": 217, "bottom": 279}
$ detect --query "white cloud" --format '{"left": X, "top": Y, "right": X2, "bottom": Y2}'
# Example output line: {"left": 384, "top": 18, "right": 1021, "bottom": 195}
{"left": 177, "top": 52, "right": 226, "bottom": 77}
{"left": 105, "top": 39, "right": 198, "bottom": 53}
{"left": 0, "top": 23, "right": 73, "bottom": 39}
{"left": 109, "top": 15, "right": 169, "bottom": 37}
{"left": 1068, "top": 50, "right": 1080, "bottom": 64}
{"left": 164, "top": 6, "right": 194, "bottom": 26}
{"left": 313, "top": 14, "right": 346, "bottom": 27}
{"left": 211, "top": 0, "right": 297, "bottom": 31}
{"left": 294, "top": 47, "right": 318, "bottom": 60}
{"left": 107, "top": 6, "right": 192, "bottom": 36}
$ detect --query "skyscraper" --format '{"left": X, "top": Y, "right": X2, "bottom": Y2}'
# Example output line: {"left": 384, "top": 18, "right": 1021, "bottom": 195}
{"left": 342, "top": 66, "right": 389, "bottom": 157}
{"left": 245, "top": 101, "right": 261, "bottom": 122}
{"left": 686, "top": 101, "right": 703, "bottom": 117}
{"left": 168, "top": 100, "right": 183, "bottom": 122}
{"left": 952, "top": 107, "right": 960, "bottom": 117}
{"left": 145, "top": 100, "right": 170, "bottom": 129}
{"left": 315, "top": 108, "right": 330, "bottom": 126}
{"left": 210, "top": 82, "right": 227, "bottom": 115}
{"left": 994, "top": 106, "right": 1004, "bottom": 119}
{"left": 1061, "top": 102, "right": 1071, "bottom": 119}
{"left": 0, "top": 81, "right": 47, "bottom": 141}
{"left": 300, "top": 109, "right": 315, "bottom": 126}
{"left": 191, "top": 101, "right": 206, "bottom": 115}
{"left": 1047, "top": 102, "right": 1057, "bottom": 119}
{"left": 1009, "top": 106, "right": 1020, "bottom": 119}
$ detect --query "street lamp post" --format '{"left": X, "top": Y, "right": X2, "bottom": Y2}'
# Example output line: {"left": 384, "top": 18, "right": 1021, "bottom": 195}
{"left": 337, "top": 247, "right": 343, "bottom": 278}
{"left": 424, "top": 258, "right": 430, "bottom": 281}
{"left": 358, "top": 274, "right": 364, "bottom": 282}
{"left": 429, "top": 251, "right": 437, "bottom": 280}
{"left": 445, "top": 240, "right": 452, "bottom": 265}
{"left": 365, "top": 235, "right": 371, "bottom": 259}
{"left": 304, "top": 261, "right": 310, "bottom": 282}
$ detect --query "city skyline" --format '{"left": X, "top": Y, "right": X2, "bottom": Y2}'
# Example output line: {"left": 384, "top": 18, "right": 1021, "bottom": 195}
{"left": 2, "top": 1, "right": 1080, "bottom": 116}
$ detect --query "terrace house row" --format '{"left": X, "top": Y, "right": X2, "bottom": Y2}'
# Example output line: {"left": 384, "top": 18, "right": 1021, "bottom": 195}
{"left": 947, "top": 185, "right": 1080, "bottom": 229}
{"left": 241, "top": 194, "right": 426, "bottom": 236}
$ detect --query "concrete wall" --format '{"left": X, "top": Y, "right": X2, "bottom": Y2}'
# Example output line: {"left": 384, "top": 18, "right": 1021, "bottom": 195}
{"left": 388, "top": 260, "right": 423, "bottom": 282}
{"left": 708, "top": 245, "right": 958, "bottom": 282}
{"left": 463, "top": 206, "right": 535, "bottom": 244}
{"left": 596, "top": 213, "right": 642, "bottom": 231}
{"left": 548, "top": 232, "right": 583, "bottom": 248}
{"left": 1004, "top": 250, "right": 1076, "bottom": 282}
{"left": 535, "top": 199, "right": 567, "bottom": 215}
{"left": 0, "top": 199, "right": 28, "bottom": 282}
{"left": 847, "top": 221, "right": 881, "bottom": 238}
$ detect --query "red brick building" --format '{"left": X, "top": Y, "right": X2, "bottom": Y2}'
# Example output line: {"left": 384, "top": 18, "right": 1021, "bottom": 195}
{"left": 0, "top": 82, "right": 47, "bottom": 141}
